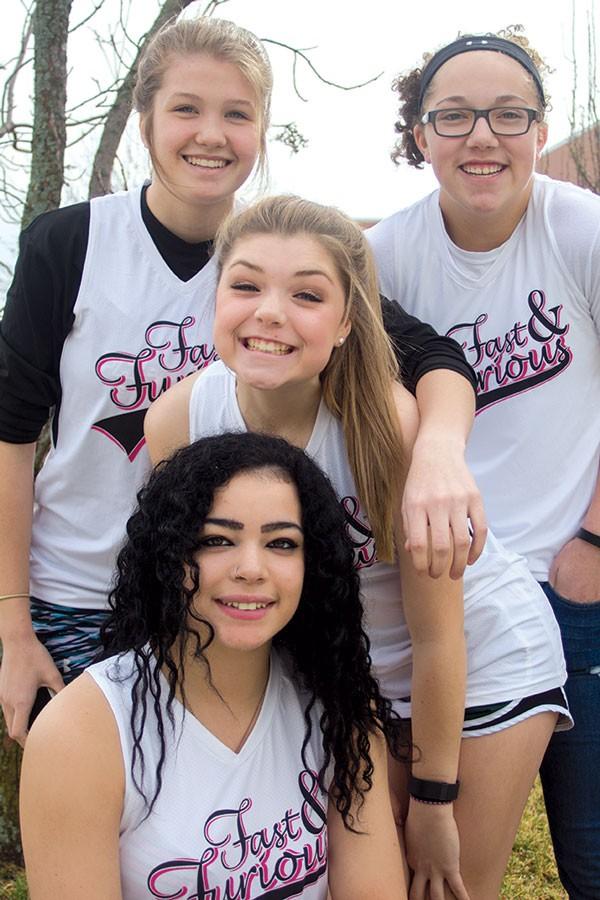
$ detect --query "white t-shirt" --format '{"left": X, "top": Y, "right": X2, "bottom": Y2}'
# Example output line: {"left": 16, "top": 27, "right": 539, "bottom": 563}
{"left": 188, "top": 362, "right": 567, "bottom": 716}
{"left": 87, "top": 650, "right": 329, "bottom": 900}
{"left": 30, "top": 187, "right": 218, "bottom": 609}
{"left": 367, "top": 175, "right": 600, "bottom": 581}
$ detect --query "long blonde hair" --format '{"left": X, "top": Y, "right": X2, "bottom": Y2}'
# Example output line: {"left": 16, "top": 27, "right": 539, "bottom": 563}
{"left": 215, "top": 195, "right": 405, "bottom": 562}
{"left": 133, "top": 17, "right": 273, "bottom": 181}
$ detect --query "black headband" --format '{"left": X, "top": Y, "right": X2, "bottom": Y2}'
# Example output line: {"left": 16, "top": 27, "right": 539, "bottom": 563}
{"left": 418, "top": 35, "right": 546, "bottom": 111}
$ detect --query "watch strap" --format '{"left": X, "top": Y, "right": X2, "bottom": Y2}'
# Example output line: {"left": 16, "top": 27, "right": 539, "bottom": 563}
{"left": 408, "top": 774, "right": 460, "bottom": 804}
{"left": 577, "top": 527, "right": 600, "bottom": 549}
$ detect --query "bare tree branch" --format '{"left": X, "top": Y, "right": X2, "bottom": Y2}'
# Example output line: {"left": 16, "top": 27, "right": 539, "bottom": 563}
{"left": 261, "top": 38, "right": 382, "bottom": 101}
{"left": 0, "top": 4, "right": 34, "bottom": 139}
{"left": 568, "top": 3, "right": 600, "bottom": 193}
{"left": 272, "top": 121, "right": 308, "bottom": 153}
{"left": 201, "top": 0, "right": 231, "bottom": 15}
{"left": 69, "top": 0, "right": 105, "bottom": 33}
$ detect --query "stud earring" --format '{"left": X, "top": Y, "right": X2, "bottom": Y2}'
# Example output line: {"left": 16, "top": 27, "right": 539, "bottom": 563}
{"left": 337, "top": 337, "right": 345, "bottom": 346}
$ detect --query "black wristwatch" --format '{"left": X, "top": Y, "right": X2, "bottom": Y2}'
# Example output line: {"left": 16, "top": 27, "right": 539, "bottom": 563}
{"left": 408, "top": 774, "right": 460, "bottom": 804}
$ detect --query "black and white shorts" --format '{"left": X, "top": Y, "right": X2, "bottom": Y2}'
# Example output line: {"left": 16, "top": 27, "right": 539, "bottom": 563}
{"left": 398, "top": 686, "right": 572, "bottom": 738}
{"left": 461, "top": 686, "right": 572, "bottom": 737}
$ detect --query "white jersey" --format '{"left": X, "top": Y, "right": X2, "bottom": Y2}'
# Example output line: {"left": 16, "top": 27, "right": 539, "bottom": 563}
{"left": 367, "top": 175, "right": 600, "bottom": 581}
{"left": 87, "top": 650, "right": 329, "bottom": 900}
{"left": 30, "top": 187, "right": 218, "bottom": 609}
{"left": 189, "top": 362, "right": 567, "bottom": 716}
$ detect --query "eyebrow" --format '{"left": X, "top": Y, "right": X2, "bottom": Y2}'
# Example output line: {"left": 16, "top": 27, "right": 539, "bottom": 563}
{"left": 169, "top": 93, "right": 255, "bottom": 108}
{"left": 228, "top": 260, "right": 334, "bottom": 283}
{"left": 204, "top": 517, "right": 303, "bottom": 533}
{"left": 434, "top": 94, "right": 529, "bottom": 107}
{"left": 294, "top": 269, "right": 335, "bottom": 284}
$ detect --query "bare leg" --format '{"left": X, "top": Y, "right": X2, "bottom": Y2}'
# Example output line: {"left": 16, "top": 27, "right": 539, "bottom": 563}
{"left": 389, "top": 712, "right": 557, "bottom": 899}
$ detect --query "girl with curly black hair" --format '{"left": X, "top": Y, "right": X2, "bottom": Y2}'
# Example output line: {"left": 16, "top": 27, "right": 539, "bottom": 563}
{"left": 20, "top": 430, "right": 407, "bottom": 899}
{"left": 145, "top": 194, "right": 570, "bottom": 899}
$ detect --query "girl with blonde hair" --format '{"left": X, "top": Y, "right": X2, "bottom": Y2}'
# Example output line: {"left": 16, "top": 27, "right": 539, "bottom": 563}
{"left": 145, "top": 194, "right": 571, "bottom": 899}
{"left": 0, "top": 14, "right": 478, "bottom": 744}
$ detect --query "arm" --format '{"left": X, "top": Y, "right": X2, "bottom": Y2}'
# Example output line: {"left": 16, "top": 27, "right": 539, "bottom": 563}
{"left": 409, "top": 371, "right": 486, "bottom": 579}
{"left": 392, "top": 383, "right": 469, "bottom": 900}
{"left": 327, "top": 728, "right": 408, "bottom": 900}
{"left": 144, "top": 369, "right": 200, "bottom": 465}
{"left": 0, "top": 213, "right": 86, "bottom": 742}
{"left": 381, "top": 299, "right": 486, "bottom": 580}
{"left": 20, "top": 673, "right": 124, "bottom": 898}
{"left": 0, "top": 441, "right": 65, "bottom": 745}
{"left": 550, "top": 463, "right": 600, "bottom": 601}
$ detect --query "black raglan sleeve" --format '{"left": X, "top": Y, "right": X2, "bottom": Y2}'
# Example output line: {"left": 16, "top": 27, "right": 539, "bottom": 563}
{"left": 0, "top": 203, "right": 90, "bottom": 442}
{"left": 380, "top": 295, "right": 477, "bottom": 396}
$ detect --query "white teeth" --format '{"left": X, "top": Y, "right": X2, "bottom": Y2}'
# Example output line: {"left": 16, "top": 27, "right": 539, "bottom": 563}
{"left": 185, "top": 157, "right": 228, "bottom": 168}
{"left": 245, "top": 338, "right": 292, "bottom": 355}
{"left": 462, "top": 164, "right": 503, "bottom": 176}
{"left": 223, "top": 601, "right": 268, "bottom": 610}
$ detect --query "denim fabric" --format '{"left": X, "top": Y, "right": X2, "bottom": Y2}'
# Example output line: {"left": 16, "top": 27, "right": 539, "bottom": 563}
{"left": 539, "top": 582, "right": 600, "bottom": 900}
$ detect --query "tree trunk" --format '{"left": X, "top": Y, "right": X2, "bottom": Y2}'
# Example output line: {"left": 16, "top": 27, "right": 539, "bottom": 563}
{"left": 2, "top": 0, "right": 73, "bottom": 865}
{"left": 89, "top": 0, "right": 196, "bottom": 198}
{"left": 21, "top": 0, "right": 73, "bottom": 229}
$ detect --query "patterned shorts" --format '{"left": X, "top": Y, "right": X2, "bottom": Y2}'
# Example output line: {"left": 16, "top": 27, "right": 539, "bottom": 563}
{"left": 30, "top": 596, "right": 110, "bottom": 683}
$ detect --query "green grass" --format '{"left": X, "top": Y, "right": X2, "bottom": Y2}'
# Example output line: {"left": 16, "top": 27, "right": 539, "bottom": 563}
{"left": 0, "top": 866, "right": 27, "bottom": 900}
{"left": 501, "top": 778, "right": 567, "bottom": 899}
{"left": 0, "top": 779, "right": 566, "bottom": 898}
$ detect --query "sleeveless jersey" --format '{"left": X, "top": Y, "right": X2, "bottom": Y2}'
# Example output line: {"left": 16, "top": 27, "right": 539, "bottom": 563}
{"left": 87, "top": 651, "right": 329, "bottom": 899}
{"left": 30, "top": 186, "right": 219, "bottom": 609}
{"left": 188, "top": 362, "right": 567, "bottom": 715}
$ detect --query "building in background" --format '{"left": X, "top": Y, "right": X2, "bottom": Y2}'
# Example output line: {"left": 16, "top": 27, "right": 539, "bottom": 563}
{"left": 538, "top": 124, "right": 600, "bottom": 194}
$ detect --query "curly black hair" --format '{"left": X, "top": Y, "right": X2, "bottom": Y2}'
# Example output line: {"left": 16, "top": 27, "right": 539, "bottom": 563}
{"left": 391, "top": 26, "right": 551, "bottom": 168}
{"left": 101, "top": 431, "right": 408, "bottom": 826}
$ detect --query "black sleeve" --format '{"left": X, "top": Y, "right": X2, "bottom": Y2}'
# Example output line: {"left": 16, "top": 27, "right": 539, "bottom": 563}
{"left": 0, "top": 202, "right": 90, "bottom": 442}
{"left": 380, "top": 295, "right": 477, "bottom": 396}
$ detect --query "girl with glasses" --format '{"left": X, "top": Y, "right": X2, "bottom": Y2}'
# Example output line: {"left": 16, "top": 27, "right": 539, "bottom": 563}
{"left": 367, "top": 29, "right": 600, "bottom": 900}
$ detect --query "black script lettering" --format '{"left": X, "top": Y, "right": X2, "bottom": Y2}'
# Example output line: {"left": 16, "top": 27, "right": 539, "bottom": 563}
{"left": 273, "top": 851, "right": 303, "bottom": 884}
{"left": 527, "top": 290, "right": 569, "bottom": 342}
{"left": 96, "top": 347, "right": 156, "bottom": 409}
{"left": 282, "top": 809, "right": 301, "bottom": 841}
{"left": 204, "top": 799, "right": 253, "bottom": 871}
{"left": 341, "top": 496, "right": 377, "bottom": 569}
{"left": 95, "top": 317, "right": 218, "bottom": 412}
{"left": 299, "top": 770, "right": 327, "bottom": 836}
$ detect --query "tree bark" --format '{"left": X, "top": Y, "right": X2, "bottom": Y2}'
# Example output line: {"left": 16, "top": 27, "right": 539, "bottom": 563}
{"left": 88, "top": 0, "right": 196, "bottom": 198}
{"left": 21, "top": 0, "right": 73, "bottom": 229}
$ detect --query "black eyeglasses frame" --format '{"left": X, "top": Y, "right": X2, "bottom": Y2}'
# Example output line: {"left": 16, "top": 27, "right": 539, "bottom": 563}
{"left": 420, "top": 107, "right": 542, "bottom": 138}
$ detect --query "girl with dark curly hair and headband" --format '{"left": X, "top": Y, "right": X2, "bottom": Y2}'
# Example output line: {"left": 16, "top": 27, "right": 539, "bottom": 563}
{"left": 20, "top": 431, "right": 408, "bottom": 898}
{"left": 145, "top": 194, "right": 571, "bottom": 899}
{"left": 366, "top": 28, "right": 600, "bottom": 900}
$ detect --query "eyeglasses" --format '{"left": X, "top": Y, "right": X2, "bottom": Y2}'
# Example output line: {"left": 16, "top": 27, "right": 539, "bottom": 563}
{"left": 420, "top": 107, "right": 542, "bottom": 137}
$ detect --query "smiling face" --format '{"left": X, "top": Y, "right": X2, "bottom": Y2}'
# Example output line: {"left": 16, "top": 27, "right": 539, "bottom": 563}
{"left": 413, "top": 50, "right": 548, "bottom": 248}
{"left": 142, "top": 53, "right": 260, "bottom": 236}
{"left": 213, "top": 233, "right": 351, "bottom": 392}
{"left": 192, "top": 469, "right": 305, "bottom": 654}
